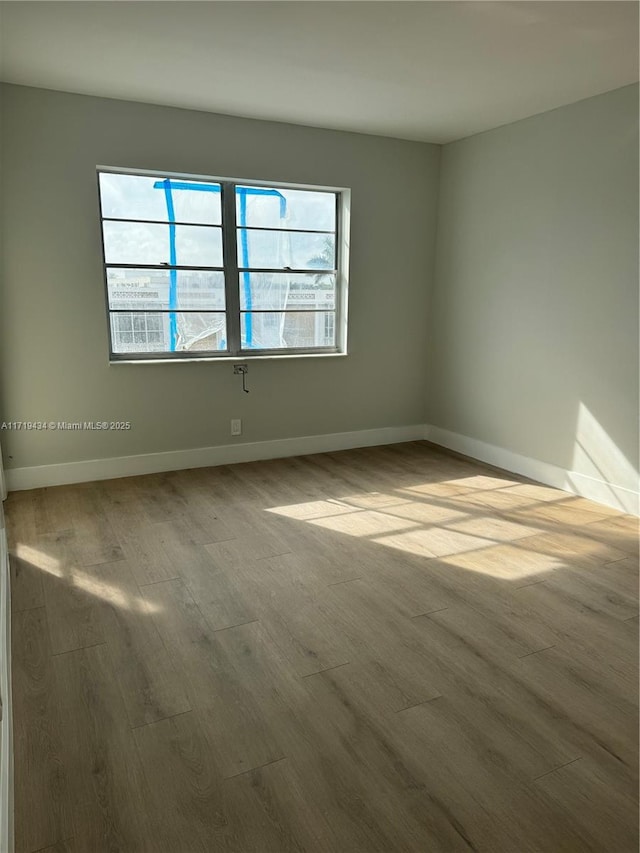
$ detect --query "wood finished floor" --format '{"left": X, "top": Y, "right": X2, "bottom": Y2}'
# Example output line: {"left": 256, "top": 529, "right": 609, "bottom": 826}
{"left": 7, "top": 442, "right": 639, "bottom": 853}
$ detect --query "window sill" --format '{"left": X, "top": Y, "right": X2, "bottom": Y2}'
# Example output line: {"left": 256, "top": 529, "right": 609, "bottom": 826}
{"left": 109, "top": 351, "right": 348, "bottom": 365}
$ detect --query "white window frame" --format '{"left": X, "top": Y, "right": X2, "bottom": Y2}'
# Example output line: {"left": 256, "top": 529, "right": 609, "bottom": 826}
{"left": 97, "top": 166, "right": 350, "bottom": 362}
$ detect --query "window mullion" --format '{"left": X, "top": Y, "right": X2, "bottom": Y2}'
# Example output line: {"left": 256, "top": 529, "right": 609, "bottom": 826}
{"left": 221, "top": 182, "right": 241, "bottom": 355}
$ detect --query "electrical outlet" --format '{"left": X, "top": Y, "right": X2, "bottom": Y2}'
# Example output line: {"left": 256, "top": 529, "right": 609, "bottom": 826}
{"left": 231, "top": 418, "right": 242, "bottom": 436}
{"left": 233, "top": 364, "right": 248, "bottom": 375}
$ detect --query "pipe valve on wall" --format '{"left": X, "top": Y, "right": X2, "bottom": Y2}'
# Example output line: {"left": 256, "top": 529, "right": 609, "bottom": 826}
{"left": 233, "top": 363, "right": 249, "bottom": 394}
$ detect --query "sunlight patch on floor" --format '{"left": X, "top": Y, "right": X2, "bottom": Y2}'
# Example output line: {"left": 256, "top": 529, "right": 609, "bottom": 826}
{"left": 338, "top": 493, "right": 410, "bottom": 510}
{"left": 15, "top": 541, "right": 161, "bottom": 613}
{"left": 440, "top": 543, "right": 565, "bottom": 580}
{"left": 263, "top": 479, "right": 618, "bottom": 580}
{"left": 374, "top": 527, "right": 498, "bottom": 559}
{"left": 308, "top": 510, "right": 421, "bottom": 537}
{"left": 265, "top": 499, "right": 359, "bottom": 521}
{"left": 379, "top": 502, "right": 468, "bottom": 525}
{"left": 72, "top": 569, "right": 131, "bottom": 609}
{"left": 15, "top": 543, "right": 62, "bottom": 577}
{"left": 443, "top": 475, "right": 523, "bottom": 490}
{"left": 445, "top": 516, "right": 540, "bottom": 542}
{"left": 71, "top": 570, "right": 161, "bottom": 614}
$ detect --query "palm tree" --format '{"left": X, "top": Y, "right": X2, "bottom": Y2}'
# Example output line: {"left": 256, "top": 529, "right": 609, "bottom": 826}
{"left": 307, "top": 236, "right": 335, "bottom": 288}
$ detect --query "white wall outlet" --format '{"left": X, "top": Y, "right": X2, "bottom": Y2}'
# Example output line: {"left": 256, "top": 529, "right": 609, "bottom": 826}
{"left": 231, "top": 419, "right": 242, "bottom": 436}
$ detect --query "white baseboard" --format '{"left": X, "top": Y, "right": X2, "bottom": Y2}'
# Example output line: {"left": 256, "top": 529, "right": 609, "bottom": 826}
{"left": 4, "top": 424, "right": 426, "bottom": 491}
{"left": 5, "top": 422, "right": 637, "bottom": 516}
{"left": 0, "top": 523, "right": 13, "bottom": 853}
{"left": 426, "top": 425, "right": 639, "bottom": 516}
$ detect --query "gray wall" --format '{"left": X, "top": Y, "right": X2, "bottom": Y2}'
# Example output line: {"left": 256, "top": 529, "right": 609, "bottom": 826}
{"left": 0, "top": 84, "right": 440, "bottom": 469}
{"left": 429, "top": 84, "right": 639, "bottom": 494}
{"left": 2, "top": 82, "right": 637, "bottom": 497}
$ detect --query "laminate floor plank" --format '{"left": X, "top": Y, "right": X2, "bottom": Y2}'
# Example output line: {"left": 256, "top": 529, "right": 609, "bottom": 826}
{"left": 500, "top": 482, "right": 581, "bottom": 503}
{"left": 42, "top": 483, "right": 124, "bottom": 567}
{"left": 209, "top": 609, "right": 441, "bottom": 848}
{"left": 296, "top": 665, "right": 490, "bottom": 852}
{"left": 39, "top": 485, "right": 79, "bottom": 533}
{"left": 211, "top": 549, "right": 352, "bottom": 677}
{"left": 180, "top": 463, "right": 266, "bottom": 505}
{"left": 450, "top": 486, "right": 548, "bottom": 513}
{"left": 541, "top": 566, "right": 639, "bottom": 621}
{"left": 257, "top": 499, "right": 378, "bottom": 557}
{"left": 208, "top": 613, "right": 415, "bottom": 835}
{"left": 9, "top": 552, "right": 45, "bottom": 613}
{"left": 511, "top": 645, "right": 638, "bottom": 774}
{"left": 209, "top": 611, "right": 433, "bottom": 852}
{"left": 343, "top": 547, "right": 458, "bottom": 617}
{"left": 205, "top": 619, "right": 442, "bottom": 852}
{"left": 250, "top": 545, "right": 359, "bottom": 591}
{"left": 391, "top": 697, "right": 582, "bottom": 853}
{"left": 141, "top": 578, "right": 285, "bottom": 778}
{"left": 508, "top": 528, "right": 630, "bottom": 569}
{"left": 32, "top": 841, "right": 77, "bottom": 853}
{"left": 544, "top": 494, "right": 631, "bottom": 517}
{"left": 323, "top": 580, "right": 443, "bottom": 712}
{"left": 9, "top": 442, "right": 638, "bottom": 852}
{"left": 599, "top": 555, "right": 640, "bottom": 597}
{"left": 543, "top": 553, "right": 640, "bottom": 604}
{"left": 408, "top": 608, "right": 636, "bottom": 784}
{"left": 5, "top": 489, "right": 50, "bottom": 612}
{"left": 269, "top": 455, "right": 337, "bottom": 501}
{"left": 96, "top": 488, "right": 181, "bottom": 586}
{"left": 160, "top": 529, "right": 259, "bottom": 630}
{"left": 167, "top": 495, "right": 238, "bottom": 546}
{"left": 220, "top": 758, "right": 340, "bottom": 853}
{"left": 389, "top": 659, "right": 636, "bottom": 853}
{"left": 303, "top": 449, "right": 424, "bottom": 503}
{"left": 421, "top": 556, "right": 560, "bottom": 653}
{"left": 93, "top": 560, "right": 193, "bottom": 728}
{"left": 4, "top": 488, "right": 49, "bottom": 548}
{"left": 257, "top": 596, "right": 351, "bottom": 678}
{"left": 208, "top": 618, "right": 311, "bottom": 733}
{"left": 12, "top": 608, "right": 72, "bottom": 853}
{"left": 38, "top": 530, "right": 109, "bottom": 655}
{"left": 52, "top": 644, "right": 156, "bottom": 853}
{"left": 533, "top": 754, "right": 639, "bottom": 852}
{"left": 298, "top": 451, "right": 384, "bottom": 497}
{"left": 129, "top": 472, "right": 195, "bottom": 523}
{"left": 507, "top": 500, "right": 616, "bottom": 529}
{"left": 230, "top": 458, "right": 316, "bottom": 506}
{"left": 132, "top": 711, "right": 227, "bottom": 853}
{"left": 580, "top": 514, "right": 640, "bottom": 556}
{"left": 513, "top": 579, "right": 638, "bottom": 676}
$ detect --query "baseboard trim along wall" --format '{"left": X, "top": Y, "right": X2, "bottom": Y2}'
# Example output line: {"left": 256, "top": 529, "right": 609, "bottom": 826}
{"left": 4, "top": 422, "right": 638, "bottom": 516}
{"left": 426, "top": 425, "right": 640, "bottom": 516}
{"left": 4, "top": 424, "right": 426, "bottom": 492}
{"left": 0, "top": 522, "right": 13, "bottom": 853}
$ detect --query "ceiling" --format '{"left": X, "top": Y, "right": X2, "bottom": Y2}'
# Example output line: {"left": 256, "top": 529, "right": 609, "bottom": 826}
{"left": 0, "top": 1, "right": 637, "bottom": 144}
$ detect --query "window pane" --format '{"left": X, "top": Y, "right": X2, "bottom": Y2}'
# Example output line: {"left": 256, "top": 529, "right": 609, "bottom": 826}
{"left": 237, "top": 230, "right": 334, "bottom": 271}
{"left": 103, "top": 221, "right": 223, "bottom": 266}
{"left": 110, "top": 312, "right": 227, "bottom": 354}
{"left": 99, "top": 173, "right": 222, "bottom": 224}
{"left": 241, "top": 311, "right": 335, "bottom": 350}
{"left": 107, "top": 269, "right": 225, "bottom": 310}
{"left": 236, "top": 186, "right": 335, "bottom": 232}
{"left": 238, "top": 273, "right": 335, "bottom": 311}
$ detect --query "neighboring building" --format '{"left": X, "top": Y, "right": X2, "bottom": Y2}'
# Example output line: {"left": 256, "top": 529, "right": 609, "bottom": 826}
{"left": 109, "top": 272, "right": 335, "bottom": 353}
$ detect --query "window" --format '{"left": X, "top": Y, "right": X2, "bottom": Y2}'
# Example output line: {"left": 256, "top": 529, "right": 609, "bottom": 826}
{"left": 97, "top": 168, "right": 349, "bottom": 361}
